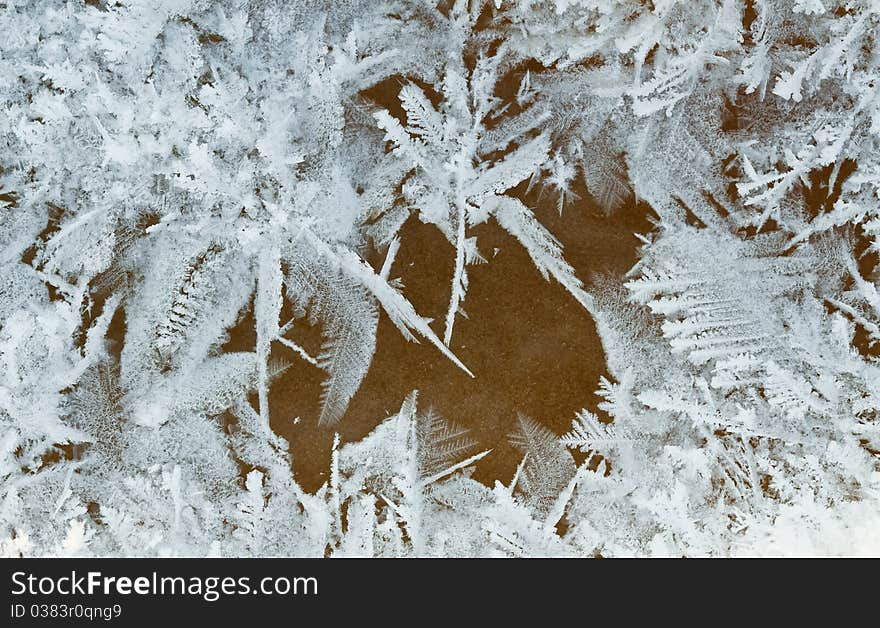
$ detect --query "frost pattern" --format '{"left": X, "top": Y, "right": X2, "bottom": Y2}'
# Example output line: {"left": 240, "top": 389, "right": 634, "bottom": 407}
{"left": 1, "top": 0, "right": 880, "bottom": 557}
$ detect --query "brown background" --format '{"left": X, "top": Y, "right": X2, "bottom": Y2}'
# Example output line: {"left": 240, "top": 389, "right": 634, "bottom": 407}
{"left": 253, "top": 189, "right": 654, "bottom": 491}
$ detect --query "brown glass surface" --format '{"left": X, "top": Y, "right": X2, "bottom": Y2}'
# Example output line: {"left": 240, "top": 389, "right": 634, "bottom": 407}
{"left": 262, "top": 190, "right": 653, "bottom": 491}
